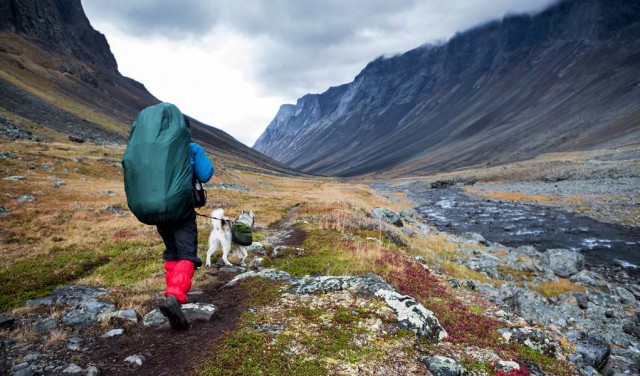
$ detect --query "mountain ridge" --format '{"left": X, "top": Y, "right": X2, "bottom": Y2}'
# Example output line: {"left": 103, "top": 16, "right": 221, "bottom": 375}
{"left": 0, "top": 0, "right": 303, "bottom": 176}
{"left": 254, "top": 0, "right": 640, "bottom": 177}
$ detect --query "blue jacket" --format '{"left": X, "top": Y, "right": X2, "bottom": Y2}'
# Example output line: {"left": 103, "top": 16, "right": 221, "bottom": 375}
{"left": 189, "top": 142, "right": 214, "bottom": 183}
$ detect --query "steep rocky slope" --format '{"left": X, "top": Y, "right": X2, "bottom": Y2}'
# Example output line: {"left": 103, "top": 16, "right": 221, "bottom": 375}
{"left": 0, "top": 0, "right": 301, "bottom": 176}
{"left": 254, "top": 0, "right": 640, "bottom": 177}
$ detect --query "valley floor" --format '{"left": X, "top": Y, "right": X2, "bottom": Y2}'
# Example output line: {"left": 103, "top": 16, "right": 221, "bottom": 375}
{"left": 2, "top": 139, "right": 639, "bottom": 375}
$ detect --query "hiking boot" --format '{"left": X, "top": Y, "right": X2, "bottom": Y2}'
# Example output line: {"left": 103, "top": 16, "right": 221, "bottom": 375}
{"left": 159, "top": 295, "right": 189, "bottom": 330}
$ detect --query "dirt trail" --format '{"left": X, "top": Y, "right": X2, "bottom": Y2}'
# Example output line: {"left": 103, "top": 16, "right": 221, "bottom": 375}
{"left": 86, "top": 270, "right": 244, "bottom": 375}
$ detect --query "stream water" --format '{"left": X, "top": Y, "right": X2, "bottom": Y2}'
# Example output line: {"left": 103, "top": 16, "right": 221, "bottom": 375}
{"left": 392, "top": 186, "right": 640, "bottom": 277}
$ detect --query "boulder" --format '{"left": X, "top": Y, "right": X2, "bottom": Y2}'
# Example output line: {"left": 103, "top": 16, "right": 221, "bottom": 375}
{"left": 98, "top": 309, "right": 139, "bottom": 324}
{"left": 124, "top": 354, "right": 145, "bottom": 366}
{"left": 225, "top": 269, "right": 294, "bottom": 287}
{"left": 371, "top": 207, "right": 403, "bottom": 227}
{"left": 569, "top": 270, "right": 609, "bottom": 287}
{"left": 431, "top": 180, "right": 455, "bottom": 189}
{"left": 542, "top": 248, "right": 584, "bottom": 277}
{"left": 499, "top": 327, "right": 561, "bottom": 358}
{"left": 601, "top": 355, "right": 637, "bottom": 376}
{"left": 287, "top": 274, "right": 395, "bottom": 296}
{"left": 566, "top": 331, "right": 610, "bottom": 370}
{"left": 615, "top": 287, "right": 636, "bottom": 305}
{"left": 375, "top": 289, "right": 447, "bottom": 342}
{"left": 418, "top": 355, "right": 467, "bottom": 375}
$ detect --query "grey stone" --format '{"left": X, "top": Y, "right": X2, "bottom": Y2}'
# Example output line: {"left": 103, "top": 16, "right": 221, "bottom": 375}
{"left": 400, "top": 210, "right": 416, "bottom": 223}
{"left": 616, "top": 287, "right": 636, "bottom": 305}
{"left": 21, "top": 353, "right": 40, "bottom": 363}
{"left": 375, "top": 289, "right": 447, "bottom": 342}
{"left": 86, "top": 366, "right": 99, "bottom": 376}
{"left": 101, "top": 328, "right": 125, "bottom": 338}
{"left": 495, "top": 360, "right": 521, "bottom": 372}
{"left": 418, "top": 355, "right": 467, "bottom": 376}
{"left": 542, "top": 248, "right": 584, "bottom": 277}
{"left": 103, "top": 205, "right": 128, "bottom": 216}
{"left": 566, "top": 331, "right": 610, "bottom": 370}
{"left": 26, "top": 285, "right": 109, "bottom": 306}
{"left": 288, "top": 274, "right": 395, "bottom": 296}
{"left": 587, "top": 290, "right": 621, "bottom": 308}
{"left": 81, "top": 300, "right": 115, "bottom": 315}
{"left": 601, "top": 355, "right": 637, "bottom": 376}
{"left": 3, "top": 175, "right": 26, "bottom": 181}
{"left": 0, "top": 313, "right": 15, "bottom": 328}
{"left": 401, "top": 227, "right": 415, "bottom": 237}
{"left": 17, "top": 195, "right": 35, "bottom": 202}
{"left": 182, "top": 303, "right": 218, "bottom": 321}
{"left": 124, "top": 354, "right": 146, "bottom": 366}
{"left": 61, "top": 309, "right": 96, "bottom": 330}
{"left": 51, "top": 181, "right": 66, "bottom": 188}
{"left": 459, "top": 232, "right": 487, "bottom": 245}
{"left": 101, "top": 189, "right": 117, "bottom": 197}
{"left": 62, "top": 363, "right": 84, "bottom": 374}
{"left": 248, "top": 257, "right": 264, "bottom": 269}
{"left": 225, "top": 269, "right": 294, "bottom": 287}
{"left": 499, "top": 327, "right": 561, "bottom": 358}
{"left": 33, "top": 317, "right": 57, "bottom": 333}
{"left": 98, "top": 309, "right": 139, "bottom": 324}
{"left": 570, "top": 270, "right": 609, "bottom": 287}
{"left": 12, "top": 363, "right": 34, "bottom": 376}
{"left": 371, "top": 207, "right": 403, "bottom": 227}
{"left": 143, "top": 310, "right": 167, "bottom": 328}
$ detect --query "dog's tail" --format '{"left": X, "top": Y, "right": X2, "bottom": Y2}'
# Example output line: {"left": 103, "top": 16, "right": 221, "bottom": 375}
{"left": 211, "top": 208, "right": 225, "bottom": 231}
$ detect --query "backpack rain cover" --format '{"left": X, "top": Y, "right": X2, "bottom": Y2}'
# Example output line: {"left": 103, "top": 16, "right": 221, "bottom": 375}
{"left": 123, "top": 103, "right": 193, "bottom": 225}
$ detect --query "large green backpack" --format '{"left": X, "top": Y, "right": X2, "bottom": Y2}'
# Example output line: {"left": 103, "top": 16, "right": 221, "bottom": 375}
{"left": 123, "top": 103, "right": 193, "bottom": 225}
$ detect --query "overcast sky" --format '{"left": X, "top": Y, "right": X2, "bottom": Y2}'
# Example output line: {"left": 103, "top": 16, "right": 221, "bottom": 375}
{"left": 82, "top": 0, "right": 557, "bottom": 147}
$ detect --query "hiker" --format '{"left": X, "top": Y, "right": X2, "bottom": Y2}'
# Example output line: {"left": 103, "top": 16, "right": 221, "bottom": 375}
{"left": 123, "top": 104, "right": 213, "bottom": 330}
{"left": 157, "top": 115, "right": 214, "bottom": 330}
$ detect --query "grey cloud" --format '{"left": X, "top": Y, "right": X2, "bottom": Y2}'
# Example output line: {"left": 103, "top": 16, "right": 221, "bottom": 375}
{"left": 83, "top": 0, "right": 558, "bottom": 98}
{"left": 82, "top": 0, "right": 218, "bottom": 38}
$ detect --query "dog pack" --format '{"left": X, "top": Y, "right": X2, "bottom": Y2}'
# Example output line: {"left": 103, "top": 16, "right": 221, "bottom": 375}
{"left": 123, "top": 103, "right": 193, "bottom": 225}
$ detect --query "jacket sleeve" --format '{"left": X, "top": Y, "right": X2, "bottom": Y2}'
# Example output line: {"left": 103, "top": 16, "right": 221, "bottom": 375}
{"left": 190, "top": 143, "right": 214, "bottom": 183}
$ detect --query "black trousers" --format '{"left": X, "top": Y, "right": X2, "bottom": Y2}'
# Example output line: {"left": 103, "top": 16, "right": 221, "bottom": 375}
{"left": 156, "top": 211, "right": 202, "bottom": 268}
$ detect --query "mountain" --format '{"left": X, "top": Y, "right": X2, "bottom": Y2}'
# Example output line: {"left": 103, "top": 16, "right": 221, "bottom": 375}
{"left": 254, "top": 0, "right": 640, "bottom": 177}
{"left": 0, "top": 0, "right": 300, "bottom": 176}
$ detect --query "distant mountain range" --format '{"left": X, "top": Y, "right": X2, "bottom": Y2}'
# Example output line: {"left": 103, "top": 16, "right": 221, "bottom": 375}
{"left": 0, "top": 0, "right": 300, "bottom": 176}
{"left": 254, "top": 0, "right": 640, "bottom": 177}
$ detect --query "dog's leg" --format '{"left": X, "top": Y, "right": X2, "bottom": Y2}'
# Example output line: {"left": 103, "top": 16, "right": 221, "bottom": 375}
{"left": 221, "top": 240, "right": 233, "bottom": 266}
{"left": 206, "top": 234, "right": 220, "bottom": 268}
{"left": 239, "top": 246, "right": 248, "bottom": 267}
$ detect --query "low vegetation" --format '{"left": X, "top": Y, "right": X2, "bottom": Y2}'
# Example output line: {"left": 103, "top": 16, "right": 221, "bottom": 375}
{"left": 0, "top": 139, "right": 578, "bottom": 375}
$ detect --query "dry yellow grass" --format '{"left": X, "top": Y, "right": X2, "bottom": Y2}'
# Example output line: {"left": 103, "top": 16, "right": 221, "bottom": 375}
{"left": 530, "top": 278, "right": 586, "bottom": 297}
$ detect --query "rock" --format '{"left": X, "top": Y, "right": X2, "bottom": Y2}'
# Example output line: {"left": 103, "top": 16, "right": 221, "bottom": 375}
{"left": 86, "top": 366, "right": 99, "bottom": 376}
{"left": 248, "top": 257, "right": 264, "bottom": 269}
{"left": 0, "top": 205, "right": 9, "bottom": 215}
{"left": 0, "top": 313, "right": 15, "bottom": 329}
{"left": 288, "top": 274, "right": 395, "bottom": 296}
{"left": 21, "top": 353, "right": 40, "bottom": 363}
{"left": 3, "top": 175, "right": 26, "bottom": 181}
{"left": 101, "top": 328, "right": 125, "bottom": 338}
{"left": 627, "top": 284, "right": 640, "bottom": 299}
{"left": 371, "top": 207, "right": 403, "bottom": 227}
{"left": 246, "top": 242, "right": 266, "bottom": 255}
{"left": 124, "top": 354, "right": 145, "bottom": 366}
{"left": 495, "top": 360, "right": 521, "bottom": 372}
{"left": 460, "top": 232, "right": 487, "bottom": 245}
{"left": 17, "top": 195, "right": 35, "bottom": 202}
{"left": 61, "top": 309, "right": 96, "bottom": 330}
{"left": 182, "top": 303, "right": 217, "bottom": 321}
{"left": 463, "top": 280, "right": 476, "bottom": 290}
{"left": 32, "top": 317, "right": 57, "bottom": 333}
{"left": 464, "top": 254, "right": 500, "bottom": 279}
{"left": 601, "top": 355, "right": 637, "bottom": 375}
{"left": 616, "top": 287, "right": 636, "bottom": 305}
{"left": 449, "top": 279, "right": 461, "bottom": 288}
{"left": 103, "top": 205, "right": 128, "bottom": 216}
{"left": 26, "top": 285, "right": 109, "bottom": 306}
{"left": 225, "top": 269, "right": 294, "bottom": 287}
{"left": 68, "top": 135, "right": 85, "bottom": 143}
{"left": 11, "top": 362, "right": 33, "bottom": 376}
{"left": 401, "top": 227, "right": 415, "bottom": 237}
{"left": 586, "top": 290, "right": 621, "bottom": 308}
{"left": 400, "top": 210, "right": 416, "bottom": 223}
{"left": 418, "top": 355, "right": 467, "bottom": 375}
{"left": 542, "top": 248, "right": 584, "bottom": 277}
{"left": 566, "top": 331, "right": 610, "bottom": 370}
{"left": 375, "top": 289, "right": 447, "bottom": 342}
{"left": 499, "top": 327, "right": 561, "bottom": 358}
{"left": 143, "top": 310, "right": 167, "bottom": 328}
{"left": 98, "top": 309, "right": 139, "bottom": 324}
{"left": 101, "top": 189, "right": 117, "bottom": 197}
{"left": 62, "top": 363, "right": 84, "bottom": 374}
{"left": 51, "top": 181, "right": 66, "bottom": 188}
{"left": 431, "top": 180, "right": 455, "bottom": 189}
{"left": 570, "top": 270, "right": 609, "bottom": 287}
{"left": 622, "top": 313, "right": 640, "bottom": 339}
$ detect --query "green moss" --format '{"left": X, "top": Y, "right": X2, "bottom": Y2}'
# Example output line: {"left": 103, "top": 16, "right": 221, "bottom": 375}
{"left": 469, "top": 305, "right": 484, "bottom": 314}
{"left": 89, "top": 241, "right": 161, "bottom": 286}
{"left": 0, "top": 244, "right": 109, "bottom": 311}
{"left": 516, "top": 346, "right": 575, "bottom": 376}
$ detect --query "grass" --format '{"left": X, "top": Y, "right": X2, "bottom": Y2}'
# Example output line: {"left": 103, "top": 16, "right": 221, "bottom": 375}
{"left": 529, "top": 279, "right": 586, "bottom": 298}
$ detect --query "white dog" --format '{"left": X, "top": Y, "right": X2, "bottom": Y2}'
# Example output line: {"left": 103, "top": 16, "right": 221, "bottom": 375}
{"left": 206, "top": 208, "right": 254, "bottom": 267}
